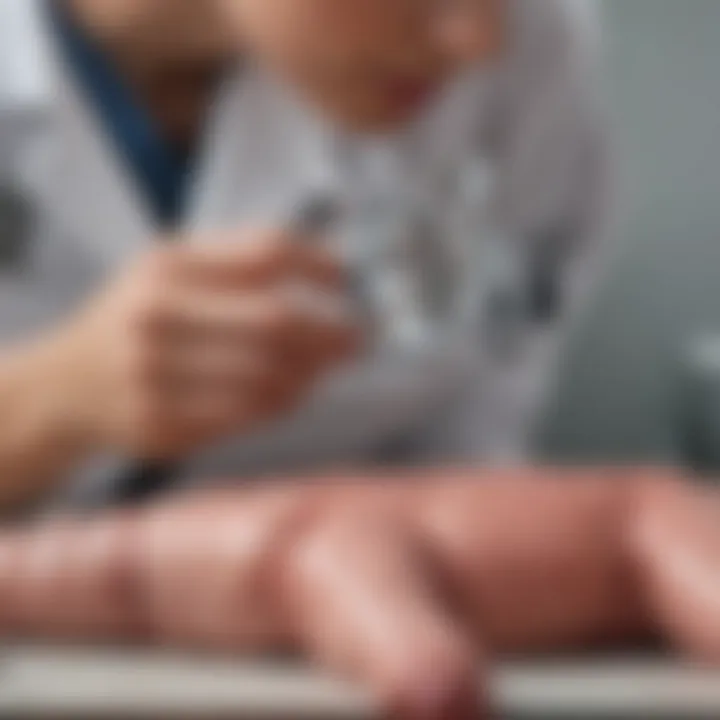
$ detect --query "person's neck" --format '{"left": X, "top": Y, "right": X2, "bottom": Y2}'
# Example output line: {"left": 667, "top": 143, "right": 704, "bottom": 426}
{"left": 64, "top": 0, "right": 232, "bottom": 153}
{"left": 119, "top": 60, "right": 229, "bottom": 156}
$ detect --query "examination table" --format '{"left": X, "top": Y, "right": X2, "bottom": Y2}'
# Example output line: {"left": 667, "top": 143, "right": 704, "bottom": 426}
{"left": 0, "top": 646, "right": 718, "bottom": 719}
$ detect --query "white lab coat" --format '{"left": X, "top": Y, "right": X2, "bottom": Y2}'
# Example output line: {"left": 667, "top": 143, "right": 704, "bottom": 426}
{"left": 0, "top": 0, "right": 610, "bottom": 504}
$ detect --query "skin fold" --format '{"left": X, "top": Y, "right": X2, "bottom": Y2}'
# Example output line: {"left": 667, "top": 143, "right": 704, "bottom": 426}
{"left": 0, "top": 467, "right": 715, "bottom": 718}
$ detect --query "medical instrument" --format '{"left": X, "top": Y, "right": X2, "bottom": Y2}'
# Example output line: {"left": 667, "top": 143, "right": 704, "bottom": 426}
{"left": 287, "top": 192, "right": 385, "bottom": 348}
{"left": 113, "top": 197, "right": 357, "bottom": 505}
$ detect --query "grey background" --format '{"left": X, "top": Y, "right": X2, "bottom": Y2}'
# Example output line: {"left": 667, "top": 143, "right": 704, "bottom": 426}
{"left": 2, "top": 0, "right": 717, "bottom": 468}
{"left": 539, "top": 0, "right": 720, "bottom": 466}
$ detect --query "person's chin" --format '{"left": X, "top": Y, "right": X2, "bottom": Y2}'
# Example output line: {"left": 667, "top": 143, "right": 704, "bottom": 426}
{"left": 332, "top": 95, "right": 437, "bottom": 135}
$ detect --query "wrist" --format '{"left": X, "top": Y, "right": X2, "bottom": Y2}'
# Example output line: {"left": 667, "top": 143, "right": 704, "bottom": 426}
{"left": 0, "top": 334, "right": 98, "bottom": 464}
{"left": 23, "top": 330, "right": 100, "bottom": 453}
{"left": 0, "top": 511, "right": 149, "bottom": 640}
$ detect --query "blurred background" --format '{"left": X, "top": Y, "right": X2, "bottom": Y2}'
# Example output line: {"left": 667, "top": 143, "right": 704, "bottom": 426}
{"left": 0, "top": 2, "right": 720, "bottom": 717}
{"left": 539, "top": 0, "right": 720, "bottom": 472}
{"left": 5, "top": 0, "right": 720, "bottom": 473}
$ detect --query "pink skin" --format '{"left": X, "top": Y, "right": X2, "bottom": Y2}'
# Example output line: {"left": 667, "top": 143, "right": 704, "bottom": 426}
{"left": 0, "top": 468, "right": 718, "bottom": 719}
{"left": 71, "top": 0, "right": 507, "bottom": 133}
{"left": 62, "top": 0, "right": 506, "bottom": 162}
{"left": 219, "top": 0, "right": 506, "bottom": 130}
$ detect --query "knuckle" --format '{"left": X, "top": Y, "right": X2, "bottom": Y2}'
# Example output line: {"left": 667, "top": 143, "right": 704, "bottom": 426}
{"left": 266, "top": 376, "right": 305, "bottom": 416}
{"left": 251, "top": 368, "right": 282, "bottom": 406}
{"left": 140, "top": 420, "right": 182, "bottom": 460}
{"left": 256, "top": 228, "right": 291, "bottom": 258}
{"left": 234, "top": 366, "right": 276, "bottom": 420}
{"left": 263, "top": 297, "right": 297, "bottom": 340}
{"left": 243, "top": 353, "right": 275, "bottom": 387}
{"left": 246, "top": 229, "right": 295, "bottom": 275}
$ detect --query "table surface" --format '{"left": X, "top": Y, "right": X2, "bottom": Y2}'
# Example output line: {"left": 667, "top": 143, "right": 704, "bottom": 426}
{"left": 0, "top": 646, "right": 719, "bottom": 719}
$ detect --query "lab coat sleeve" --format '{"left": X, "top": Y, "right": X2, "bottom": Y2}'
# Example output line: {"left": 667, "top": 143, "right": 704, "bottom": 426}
{"left": 408, "top": 0, "right": 614, "bottom": 464}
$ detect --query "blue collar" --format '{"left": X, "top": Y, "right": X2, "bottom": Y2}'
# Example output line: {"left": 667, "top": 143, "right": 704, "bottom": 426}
{"left": 49, "top": 1, "right": 192, "bottom": 227}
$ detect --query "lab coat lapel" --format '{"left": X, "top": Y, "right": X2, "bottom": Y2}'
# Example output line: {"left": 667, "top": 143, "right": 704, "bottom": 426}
{"left": 21, "top": 15, "right": 154, "bottom": 274}
{"left": 189, "top": 65, "right": 331, "bottom": 233}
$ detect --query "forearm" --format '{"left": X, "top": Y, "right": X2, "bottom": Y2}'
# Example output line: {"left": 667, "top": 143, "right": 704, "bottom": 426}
{"left": 0, "top": 466, "right": 712, "bottom": 720}
{"left": 0, "top": 485, "right": 318, "bottom": 647}
{"left": 408, "top": 467, "right": 660, "bottom": 652}
{"left": 0, "top": 511, "right": 145, "bottom": 640}
{"left": 0, "top": 467, "right": 695, "bottom": 653}
{"left": 0, "top": 338, "right": 93, "bottom": 512}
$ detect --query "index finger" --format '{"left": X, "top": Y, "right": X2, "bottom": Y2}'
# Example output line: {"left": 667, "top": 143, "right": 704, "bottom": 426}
{"left": 174, "top": 229, "right": 346, "bottom": 290}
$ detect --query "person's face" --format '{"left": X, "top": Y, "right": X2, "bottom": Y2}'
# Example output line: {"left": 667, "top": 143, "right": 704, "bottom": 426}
{"left": 219, "top": 0, "right": 507, "bottom": 132}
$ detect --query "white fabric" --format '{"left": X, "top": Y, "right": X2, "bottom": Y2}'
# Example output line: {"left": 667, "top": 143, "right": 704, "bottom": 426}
{"left": 0, "top": 0, "right": 49, "bottom": 111}
{"left": 0, "top": 0, "right": 610, "bottom": 500}
{"left": 409, "top": 0, "right": 613, "bottom": 463}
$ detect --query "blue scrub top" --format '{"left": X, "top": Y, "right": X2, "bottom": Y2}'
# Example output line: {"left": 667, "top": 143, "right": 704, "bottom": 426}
{"left": 49, "top": 0, "right": 191, "bottom": 227}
